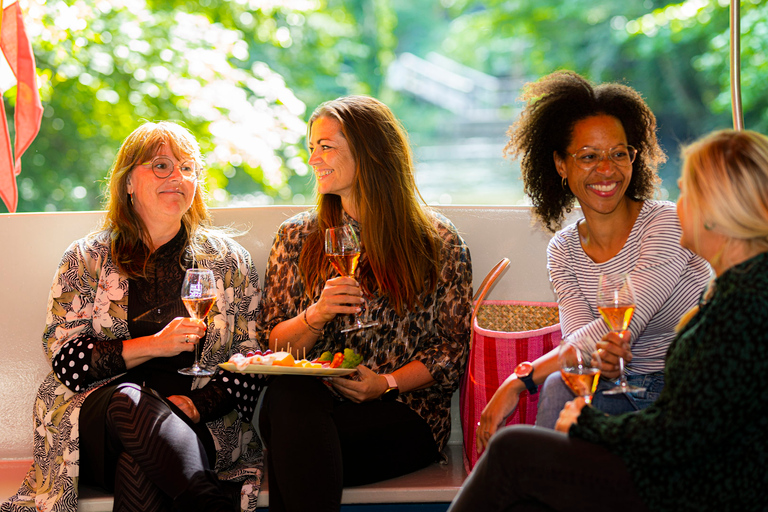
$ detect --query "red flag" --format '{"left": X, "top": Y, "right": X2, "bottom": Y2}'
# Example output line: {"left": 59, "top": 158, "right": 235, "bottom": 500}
{"left": 0, "top": 0, "right": 42, "bottom": 213}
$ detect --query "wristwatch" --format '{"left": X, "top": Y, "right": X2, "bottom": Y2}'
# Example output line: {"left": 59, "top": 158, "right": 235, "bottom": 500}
{"left": 514, "top": 361, "right": 538, "bottom": 395}
{"left": 381, "top": 374, "right": 399, "bottom": 401}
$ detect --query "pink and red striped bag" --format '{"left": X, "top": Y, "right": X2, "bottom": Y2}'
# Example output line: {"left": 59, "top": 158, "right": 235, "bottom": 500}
{"left": 460, "top": 258, "right": 562, "bottom": 472}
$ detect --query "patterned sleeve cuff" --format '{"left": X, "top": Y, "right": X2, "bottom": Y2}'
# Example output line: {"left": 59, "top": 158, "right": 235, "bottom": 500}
{"left": 51, "top": 335, "right": 125, "bottom": 392}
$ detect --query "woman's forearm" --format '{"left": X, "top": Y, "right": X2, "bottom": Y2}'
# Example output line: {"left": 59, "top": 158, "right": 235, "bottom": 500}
{"left": 390, "top": 360, "right": 436, "bottom": 393}
{"left": 268, "top": 304, "right": 325, "bottom": 356}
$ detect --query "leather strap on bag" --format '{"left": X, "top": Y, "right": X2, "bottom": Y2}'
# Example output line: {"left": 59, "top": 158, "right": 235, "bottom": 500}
{"left": 470, "top": 257, "right": 510, "bottom": 348}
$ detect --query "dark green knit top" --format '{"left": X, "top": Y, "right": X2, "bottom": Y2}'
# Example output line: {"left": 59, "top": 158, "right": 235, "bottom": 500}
{"left": 571, "top": 251, "right": 768, "bottom": 512}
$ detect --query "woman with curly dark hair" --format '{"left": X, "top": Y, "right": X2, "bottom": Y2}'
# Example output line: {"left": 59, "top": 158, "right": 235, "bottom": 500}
{"left": 451, "top": 129, "right": 768, "bottom": 512}
{"left": 475, "top": 71, "right": 710, "bottom": 446}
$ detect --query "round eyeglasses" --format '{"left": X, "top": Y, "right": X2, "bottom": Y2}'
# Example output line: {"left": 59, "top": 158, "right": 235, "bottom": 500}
{"left": 141, "top": 156, "right": 201, "bottom": 179}
{"left": 567, "top": 145, "right": 637, "bottom": 171}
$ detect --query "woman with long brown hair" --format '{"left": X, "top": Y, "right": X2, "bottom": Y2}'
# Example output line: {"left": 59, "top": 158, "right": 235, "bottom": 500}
{"left": 258, "top": 95, "right": 472, "bottom": 512}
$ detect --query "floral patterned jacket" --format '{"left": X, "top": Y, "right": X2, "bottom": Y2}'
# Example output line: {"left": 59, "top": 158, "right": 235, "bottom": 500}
{"left": 259, "top": 209, "right": 472, "bottom": 452}
{"left": 1, "top": 230, "right": 263, "bottom": 512}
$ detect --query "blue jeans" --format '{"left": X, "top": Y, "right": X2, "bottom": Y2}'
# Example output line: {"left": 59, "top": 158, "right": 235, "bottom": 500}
{"left": 535, "top": 371, "right": 665, "bottom": 429}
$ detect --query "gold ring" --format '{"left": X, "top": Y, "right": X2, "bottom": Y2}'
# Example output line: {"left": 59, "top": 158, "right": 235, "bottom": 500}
{"left": 185, "top": 335, "right": 190, "bottom": 343}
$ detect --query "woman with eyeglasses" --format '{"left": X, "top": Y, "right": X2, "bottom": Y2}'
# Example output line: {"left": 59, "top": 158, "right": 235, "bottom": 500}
{"left": 450, "top": 129, "right": 768, "bottom": 512}
{"left": 474, "top": 71, "right": 710, "bottom": 448}
{"left": 2, "top": 122, "right": 262, "bottom": 512}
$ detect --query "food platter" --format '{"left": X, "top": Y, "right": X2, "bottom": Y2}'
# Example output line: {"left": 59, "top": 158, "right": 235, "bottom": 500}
{"left": 219, "top": 362, "right": 356, "bottom": 376}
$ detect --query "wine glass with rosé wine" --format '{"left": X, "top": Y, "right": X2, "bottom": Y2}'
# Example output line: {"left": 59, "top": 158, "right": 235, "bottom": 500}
{"left": 325, "top": 226, "right": 379, "bottom": 333}
{"left": 597, "top": 273, "right": 645, "bottom": 395}
{"left": 558, "top": 335, "right": 603, "bottom": 404}
{"left": 178, "top": 268, "right": 216, "bottom": 376}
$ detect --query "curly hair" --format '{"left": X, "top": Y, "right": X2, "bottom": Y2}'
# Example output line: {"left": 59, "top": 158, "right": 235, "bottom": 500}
{"left": 504, "top": 70, "right": 666, "bottom": 232}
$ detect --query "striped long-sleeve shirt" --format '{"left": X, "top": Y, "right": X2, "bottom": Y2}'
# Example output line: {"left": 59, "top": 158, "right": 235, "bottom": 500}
{"left": 547, "top": 200, "right": 711, "bottom": 375}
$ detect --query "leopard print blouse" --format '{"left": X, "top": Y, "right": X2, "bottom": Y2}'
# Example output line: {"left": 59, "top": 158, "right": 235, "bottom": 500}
{"left": 259, "top": 208, "right": 472, "bottom": 451}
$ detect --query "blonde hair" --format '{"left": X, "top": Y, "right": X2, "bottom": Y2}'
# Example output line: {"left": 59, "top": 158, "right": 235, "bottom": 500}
{"left": 681, "top": 129, "right": 768, "bottom": 256}
{"left": 100, "top": 121, "right": 219, "bottom": 278}
{"left": 299, "top": 96, "right": 440, "bottom": 314}
{"left": 676, "top": 129, "right": 768, "bottom": 331}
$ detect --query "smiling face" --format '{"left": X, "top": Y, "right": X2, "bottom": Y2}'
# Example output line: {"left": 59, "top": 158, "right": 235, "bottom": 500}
{"left": 554, "top": 114, "right": 633, "bottom": 219}
{"left": 126, "top": 142, "right": 197, "bottom": 233}
{"left": 308, "top": 116, "right": 357, "bottom": 213}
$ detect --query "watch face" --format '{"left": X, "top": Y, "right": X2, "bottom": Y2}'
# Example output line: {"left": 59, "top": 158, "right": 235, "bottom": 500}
{"left": 382, "top": 387, "right": 399, "bottom": 402}
{"left": 515, "top": 362, "right": 533, "bottom": 378}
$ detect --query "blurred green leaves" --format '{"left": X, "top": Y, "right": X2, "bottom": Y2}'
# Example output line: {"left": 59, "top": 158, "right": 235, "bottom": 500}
{"left": 5, "top": 0, "right": 768, "bottom": 212}
{"left": 439, "top": 0, "right": 768, "bottom": 198}
{"left": 9, "top": 0, "right": 396, "bottom": 212}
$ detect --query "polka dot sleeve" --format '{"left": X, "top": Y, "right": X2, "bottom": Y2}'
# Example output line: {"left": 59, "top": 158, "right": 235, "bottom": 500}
{"left": 50, "top": 334, "right": 126, "bottom": 393}
{"left": 215, "top": 371, "right": 265, "bottom": 421}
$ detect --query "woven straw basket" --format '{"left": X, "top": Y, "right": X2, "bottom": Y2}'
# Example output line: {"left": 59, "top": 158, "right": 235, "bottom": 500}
{"left": 475, "top": 302, "right": 560, "bottom": 336}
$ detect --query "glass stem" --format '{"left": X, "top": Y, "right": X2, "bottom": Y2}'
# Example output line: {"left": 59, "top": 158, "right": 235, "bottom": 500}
{"left": 618, "top": 356, "right": 627, "bottom": 386}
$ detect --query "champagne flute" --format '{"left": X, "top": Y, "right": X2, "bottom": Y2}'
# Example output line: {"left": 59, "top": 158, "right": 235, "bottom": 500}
{"left": 178, "top": 268, "right": 216, "bottom": 376}
{"left": 325, "top": 226, "right": 379, "bottom": 333}
{"left": 597, "top": 273, "right": 645, "bottom": 394}
{"left": 558, "top": 336, "right": 602, "bottom": 404}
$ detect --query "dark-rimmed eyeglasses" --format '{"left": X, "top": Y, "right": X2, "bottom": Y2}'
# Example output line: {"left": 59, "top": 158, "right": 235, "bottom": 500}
{"left": 140, "top": 156, "right": 201, "bottom": 179}
{"left": 567, "top": 145, "right": 637, "bottom": 171}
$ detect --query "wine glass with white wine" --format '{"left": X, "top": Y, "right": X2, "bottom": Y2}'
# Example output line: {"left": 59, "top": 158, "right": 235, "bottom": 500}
{"left": 178, "top": 268, "right": 216, "bottom": 376}
{"left": 325, "top": 226, "right": 379, "bottom": 333}
{"left": 597, "top": 273, "right": 644, "bottom": 394}
{"left": 558, "top": 335, "right": 602, "bottom": 404}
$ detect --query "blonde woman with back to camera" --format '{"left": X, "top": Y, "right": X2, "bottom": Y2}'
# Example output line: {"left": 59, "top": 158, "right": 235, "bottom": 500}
{"left": 449, "top": 129, "right": 768, "bottom": 512}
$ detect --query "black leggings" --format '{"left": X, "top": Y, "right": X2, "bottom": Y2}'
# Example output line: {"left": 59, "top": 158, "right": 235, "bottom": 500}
{"left": 80, "top": 383, "right": 235, "bottom": 512}
{"left": 448, "top": 425, "right": 650, "bottom": 512}
{"left": 259, "top": 375, "right": 439, "bottom": 512}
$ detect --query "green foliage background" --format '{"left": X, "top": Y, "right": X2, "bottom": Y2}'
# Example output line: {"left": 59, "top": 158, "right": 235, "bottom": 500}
{"left": 3, "top": 0, "right": 767, "bottom": 213}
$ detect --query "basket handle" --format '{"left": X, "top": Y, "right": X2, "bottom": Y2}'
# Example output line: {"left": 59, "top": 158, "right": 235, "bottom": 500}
{"left": 472, "top": 257, "right": 510, "bottom": 326}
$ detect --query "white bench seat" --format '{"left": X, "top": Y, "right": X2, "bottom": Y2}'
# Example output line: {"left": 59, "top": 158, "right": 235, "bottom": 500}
{"left": 0, "top": 444, "right": 467, "bottom": 510}
{"left": 0, "top": 206, "right": 561, "bottom": 510}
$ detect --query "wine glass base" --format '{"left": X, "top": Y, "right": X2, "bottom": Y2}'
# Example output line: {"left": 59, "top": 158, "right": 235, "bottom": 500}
{"left": 603, "top": 383, "right": 646, "bottom": 395}
{"left": 341, "top": 321, "right": 380, "bottom": 333}
{"left": 178, "top": 366, "right": 214, "bottom": 377}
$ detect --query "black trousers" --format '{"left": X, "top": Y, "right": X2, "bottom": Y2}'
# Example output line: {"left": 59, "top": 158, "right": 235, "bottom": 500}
{"left": 259, "top": 375, "right": 439, "bottom": 512}
{"left": 448, "top": 425, "right": 650, "bottom": 512}
{"left": 79, "top": 383, "right": 235, "bottom": 512}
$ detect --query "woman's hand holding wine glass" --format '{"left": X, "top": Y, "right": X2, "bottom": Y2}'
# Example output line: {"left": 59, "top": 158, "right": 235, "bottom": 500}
{"left": 324, "top": 226, "right": 379, "bottom": 333}
{"left": 178, "top": 268, "right": 216, "bottom": 376}
{"left": 597, "top": 273, "right": 645, "bottom": 394}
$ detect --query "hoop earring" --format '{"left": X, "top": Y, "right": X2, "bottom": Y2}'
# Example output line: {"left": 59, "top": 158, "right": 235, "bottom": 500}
{"left": 561, "top": 177, "right": 568, "bottom": 190}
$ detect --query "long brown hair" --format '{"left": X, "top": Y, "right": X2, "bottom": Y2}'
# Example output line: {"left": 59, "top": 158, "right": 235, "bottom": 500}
{"left": 299, "top": 96, "right": 440, "bottom": 314}
{"left": 101, "top": 121, "right": 215, "bottom": 278}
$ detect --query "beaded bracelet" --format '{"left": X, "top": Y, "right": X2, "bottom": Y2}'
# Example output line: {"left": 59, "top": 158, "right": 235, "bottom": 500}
{"left": 302, "top": 308, "right": 324, "bottom": 335}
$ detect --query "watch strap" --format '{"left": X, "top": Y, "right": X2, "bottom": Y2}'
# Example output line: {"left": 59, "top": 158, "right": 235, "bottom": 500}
{"left": 381, "top": 374, "right": 399, "bottom": 401}
{"left": 383, "top": 373, "right": 398, "bottom": 390}
{"left": 518, "top": 372, "right": 538, "bottom": 395}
